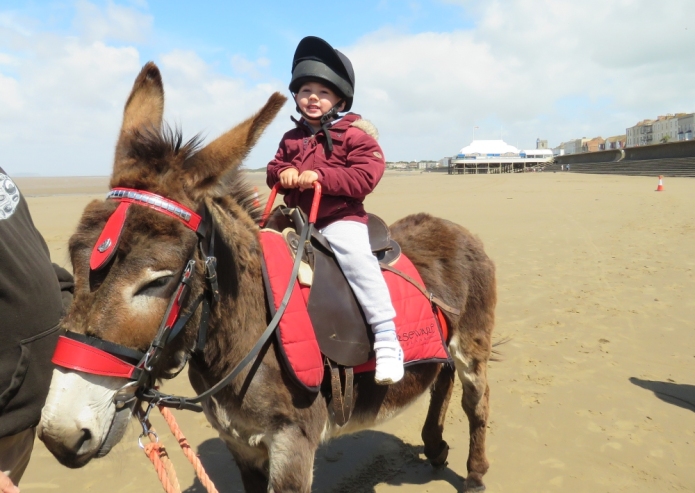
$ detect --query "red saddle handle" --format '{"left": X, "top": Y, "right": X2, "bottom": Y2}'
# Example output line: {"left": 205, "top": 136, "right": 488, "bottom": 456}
{"left": 260, "top": 182, "right": 322, "bottom": 228}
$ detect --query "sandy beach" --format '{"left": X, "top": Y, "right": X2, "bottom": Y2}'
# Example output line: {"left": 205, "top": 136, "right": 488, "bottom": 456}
{"left": 15, "top": 171, "right": 695, "bottom": 493}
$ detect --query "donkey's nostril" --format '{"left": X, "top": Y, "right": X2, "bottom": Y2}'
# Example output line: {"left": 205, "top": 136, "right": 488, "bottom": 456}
{"left": 75, "top": 428, "right": 93, "bottom": 452}
{"left": 81, "top": 428, "right": 92, "bottom": 442}
{"left": 39, "top": 426, "right": 96, "bottom": 468}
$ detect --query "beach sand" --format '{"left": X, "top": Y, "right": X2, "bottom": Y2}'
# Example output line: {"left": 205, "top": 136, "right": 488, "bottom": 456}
{"left": 16, "top": 171, "right": 695, "bottom": 492}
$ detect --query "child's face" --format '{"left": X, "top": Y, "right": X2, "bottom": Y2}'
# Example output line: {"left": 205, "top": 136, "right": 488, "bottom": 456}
{"left": 295, "top": 81, "right": 344, "bottom": 122}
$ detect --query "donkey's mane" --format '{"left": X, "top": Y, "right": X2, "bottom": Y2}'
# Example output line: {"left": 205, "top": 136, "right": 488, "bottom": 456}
{"left": 216, "top": 169, "right": 264, "bottom": 224}
{"left": 130, "top": 124, "right": 202, "bottom": 165}
{"left": 115, "top": 124, "right": 263, "bottom": 223}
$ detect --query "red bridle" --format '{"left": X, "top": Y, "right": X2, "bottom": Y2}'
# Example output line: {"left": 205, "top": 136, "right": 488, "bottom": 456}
{"left": 90, "top": 188, "right": 204, "bottom": 271}
{"left": 52, "top": 332, "right": 142, "bottom": 379}
{"left": 52, "top": 182, "right": 321, "bottom": 414}
{"left": 53, "top": 188, "right": 206, "bottom": 384}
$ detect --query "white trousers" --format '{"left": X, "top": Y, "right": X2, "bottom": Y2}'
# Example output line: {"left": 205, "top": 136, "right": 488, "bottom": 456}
{"left": 319, "top": 221, "right": 396, "bottom": 327}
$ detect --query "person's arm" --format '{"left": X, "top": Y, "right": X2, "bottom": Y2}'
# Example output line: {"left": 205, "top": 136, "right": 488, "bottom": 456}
{"left": 52, "top": 263, "right": 74, "bottom": 313}
{"left": 314, "top": 131, "right": 385, "bottom": 198}
{"left": 0, "top": 471, "right": 20, "bottom": 493}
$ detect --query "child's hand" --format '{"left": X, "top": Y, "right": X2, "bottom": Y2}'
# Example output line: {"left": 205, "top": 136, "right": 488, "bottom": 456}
{"left": 298, "top": 170, "right": 319, "bottom": 190}
{"left": 279, "top": 168, "right": 299, "bottom": 189}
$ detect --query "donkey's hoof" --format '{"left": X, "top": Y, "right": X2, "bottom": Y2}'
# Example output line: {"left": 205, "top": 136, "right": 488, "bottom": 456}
{"left": 426, "top": 440, "right": 449, "bottom": 468}
{"left": 463, "top": 478, "right": 486, "bottom": 492}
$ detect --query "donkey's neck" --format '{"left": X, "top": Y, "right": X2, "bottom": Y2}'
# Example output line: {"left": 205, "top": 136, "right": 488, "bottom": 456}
{"left": 194, "top": 199, "right": 270, "bottom": 389}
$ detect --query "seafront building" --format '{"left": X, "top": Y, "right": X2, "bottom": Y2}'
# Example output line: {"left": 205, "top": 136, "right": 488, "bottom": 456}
{"left": 554, "top": 112, "right": 692, "bottom": 152}
{"left": 449, "top": 139, "right": 553, "bottom": 174}
{"left": 604, "top": 135, "right": 626, "bottom": 149}
{"left": 678, "top": 114, "right": 694, "bottom": 141}
{"left": 625, "top": 113, "right": 694, "bottom": 147}
{"left": 563, "top": 138, "right": 588, "bottom": 155}
{"left": 626, "top": 119, "right": 654, "bottom": 147}
{"left": 386, "top": 160, "right": 439, "bottom": 170}
{"left": 651, "top": 115, "right": 681, "bottom": 143}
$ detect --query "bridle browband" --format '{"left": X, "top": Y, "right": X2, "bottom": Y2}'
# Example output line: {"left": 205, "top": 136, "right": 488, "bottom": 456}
{"left": 51, "top": 184, "right": 320, "bottom": 415}
{"left": 90, "top": 188, "right": 206, "bottom": 271}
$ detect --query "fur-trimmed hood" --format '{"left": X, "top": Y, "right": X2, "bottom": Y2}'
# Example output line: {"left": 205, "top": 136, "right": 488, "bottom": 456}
{"left": 350, "top": 118, "right": 379, "bottom": 140}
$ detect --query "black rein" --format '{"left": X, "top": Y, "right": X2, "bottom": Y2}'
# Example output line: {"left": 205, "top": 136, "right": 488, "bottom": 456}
{"left": 129, "top": 213, "right": 314, "bottom": 413}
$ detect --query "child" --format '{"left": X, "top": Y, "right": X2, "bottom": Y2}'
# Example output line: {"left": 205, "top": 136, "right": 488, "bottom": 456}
{"left": 266, "top": 36, "right": 404, "bottom": 385}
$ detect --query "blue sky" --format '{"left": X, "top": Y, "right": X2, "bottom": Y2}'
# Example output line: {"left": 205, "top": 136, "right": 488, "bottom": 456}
{"left": 1, "top": 0, "right": 694, "bottom": 176}
{"left": 1, "top": 1, "right": 474, "bottom": 82}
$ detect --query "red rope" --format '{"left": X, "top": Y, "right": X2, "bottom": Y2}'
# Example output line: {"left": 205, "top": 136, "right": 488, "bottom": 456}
{"left": 141, "top": 406, "right": 220, "bottom": 493}
{"left": 158, "top": 406, "right": 220, "bottom": 493}
{"left": 142, "top": 432, "right": 181, "bottom": 493}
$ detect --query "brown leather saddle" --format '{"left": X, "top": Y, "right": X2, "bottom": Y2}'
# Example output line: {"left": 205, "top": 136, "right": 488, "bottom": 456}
{"left": 263, "top": 207, "right": 401, "bottom": 368}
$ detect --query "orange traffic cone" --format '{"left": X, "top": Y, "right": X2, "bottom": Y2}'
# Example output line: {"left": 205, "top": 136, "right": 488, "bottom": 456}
{"left": 252, "top": 187, "right": 261, "bottom": 208}
{"left": 656, "top": 175, "right": 664, "bottom": 192}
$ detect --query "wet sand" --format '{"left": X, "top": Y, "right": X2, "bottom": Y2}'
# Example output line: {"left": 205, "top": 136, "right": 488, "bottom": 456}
{"left": 17, "top": 171, "right": 695, "bottom": 492}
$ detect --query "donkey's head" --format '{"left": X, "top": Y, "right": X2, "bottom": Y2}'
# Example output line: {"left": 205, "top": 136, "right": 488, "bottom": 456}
{"left": 38, "top": 62, "right": 286, "bottom": 468}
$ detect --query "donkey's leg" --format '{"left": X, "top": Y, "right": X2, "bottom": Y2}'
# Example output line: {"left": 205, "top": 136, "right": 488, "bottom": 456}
{"left": 225, "top": 443, "right": 269, "bottom": 493}
{"left": 461, "top": 360, "right": 490, "bottom": 491}
{"left": 421, "top": 363, "right": 455, "bottom": 467}
{"left": 450, "top": 336, "right": 491, "bottom": 492}
{"left": 267, "top": 425, "right": 317, "bottom": 493}
{"left": 236, "top": 460, "right": 269, "bottom": 493}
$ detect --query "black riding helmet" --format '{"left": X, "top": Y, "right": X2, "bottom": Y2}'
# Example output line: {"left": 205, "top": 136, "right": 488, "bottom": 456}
{"left": 289, "top": 36, "right": 355, "bottom": 112}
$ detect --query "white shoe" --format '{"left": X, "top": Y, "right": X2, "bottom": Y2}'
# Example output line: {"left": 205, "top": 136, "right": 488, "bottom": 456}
{"left": 374, "top": 340, "right": 404, "bottom": 385}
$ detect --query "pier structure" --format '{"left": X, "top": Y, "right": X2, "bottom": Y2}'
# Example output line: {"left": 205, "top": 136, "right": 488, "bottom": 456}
{"left": 449, "top": 140, "right": 553, "bottom": 174}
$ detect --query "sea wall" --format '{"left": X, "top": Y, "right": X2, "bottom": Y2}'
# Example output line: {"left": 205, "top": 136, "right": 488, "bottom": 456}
{"left": 554, "top": 140, "right": 695, "bottom": 165}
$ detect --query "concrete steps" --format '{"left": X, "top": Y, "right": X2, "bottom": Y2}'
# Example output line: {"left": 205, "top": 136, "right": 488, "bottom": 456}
{"left": 541, "top": 157, "right": 695, "bottom": 177}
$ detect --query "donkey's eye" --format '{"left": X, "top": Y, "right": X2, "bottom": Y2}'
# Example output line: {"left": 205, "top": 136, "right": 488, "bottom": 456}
{"left": 134, "top": 275, "right": 175, "bottom": 298}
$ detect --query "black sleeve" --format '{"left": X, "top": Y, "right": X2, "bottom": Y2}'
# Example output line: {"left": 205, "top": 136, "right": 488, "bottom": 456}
{"left": 52, "top": 263, "right": 74, "bottom": 313}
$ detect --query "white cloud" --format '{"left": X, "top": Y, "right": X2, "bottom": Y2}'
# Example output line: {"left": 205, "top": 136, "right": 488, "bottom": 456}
{"left": 158, "top": 49, "right": 293, "bottom": 170}
{"left": 2, "top": 0, "right": 694, "bottom": 175}
{"left": 347, "top": 0, "right": 695, "bottom": 158}
{"left": 0, "top": 73, "right": 22, "bottom": 111}
{"left": 74, "top": 0, "right": 153, "bottom": 43}
{"left": 230, "top": 54, "right": 271, "bottom": 80}
{"left": 0, "top": 3, "right": 291, "bottom": 176}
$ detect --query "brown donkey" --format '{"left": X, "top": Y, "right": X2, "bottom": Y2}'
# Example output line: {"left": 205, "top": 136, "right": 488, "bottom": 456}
{"left": 38, "top": 62, "right": 496, "bottom": 492}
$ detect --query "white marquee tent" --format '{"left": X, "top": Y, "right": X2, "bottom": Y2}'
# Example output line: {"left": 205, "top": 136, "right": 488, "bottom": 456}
{"left": 457, "top": 140, "right": 520, "bottom": 158}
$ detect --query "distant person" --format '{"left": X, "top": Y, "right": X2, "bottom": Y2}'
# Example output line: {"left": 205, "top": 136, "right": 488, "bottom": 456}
{"left": 0, "top": 167, "right": 73, "bottom": 492}
{"left": 567, "top": 164, "right": 571, "bottom": 171}
{"left": 561, "top": 164, "right": 564, "bottom": 171}
{"left": 266, "top": 36, "right": 404, "bottom": 384}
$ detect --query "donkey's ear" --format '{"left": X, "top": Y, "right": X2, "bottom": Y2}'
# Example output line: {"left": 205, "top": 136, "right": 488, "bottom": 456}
{"left": 183, "top": 92, "right": 287, "bottom": 199}
{"left": 113, "top": 62, "right": 165, "bottom": 174}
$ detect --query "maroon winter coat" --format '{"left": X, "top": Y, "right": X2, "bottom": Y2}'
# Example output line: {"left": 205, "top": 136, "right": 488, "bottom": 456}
{"left": 266, "top": 113, "right": 386, "bottom": 230}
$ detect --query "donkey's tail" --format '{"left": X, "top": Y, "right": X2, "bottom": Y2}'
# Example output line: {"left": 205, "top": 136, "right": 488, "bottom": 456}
{"left": 490, "top": 335, "right": 511, "bottom": 362}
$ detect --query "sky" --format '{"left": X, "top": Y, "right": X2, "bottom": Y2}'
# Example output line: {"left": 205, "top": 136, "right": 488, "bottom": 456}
{"left": 1, "top": 0, "right": 694, "bottom": 177}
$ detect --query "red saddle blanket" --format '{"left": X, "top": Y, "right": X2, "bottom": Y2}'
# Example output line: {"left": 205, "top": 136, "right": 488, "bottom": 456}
{"left": 259, "top": 229, "right": 451, "bottom": 392}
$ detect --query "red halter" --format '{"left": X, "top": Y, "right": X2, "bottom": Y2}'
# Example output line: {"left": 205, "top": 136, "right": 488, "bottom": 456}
{"left": 53, "top": 183, "right": 322, "bottom": 414}
{"left": 54, "top": 188, "right": 204, "bottom": 384}
{"left": 52, "top": 333, "right": 141, "bottom": 379}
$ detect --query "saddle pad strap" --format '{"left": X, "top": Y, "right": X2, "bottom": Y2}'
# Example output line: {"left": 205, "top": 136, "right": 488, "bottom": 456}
{"left": 379, "top": 262, "right": 461, "bottom": 316}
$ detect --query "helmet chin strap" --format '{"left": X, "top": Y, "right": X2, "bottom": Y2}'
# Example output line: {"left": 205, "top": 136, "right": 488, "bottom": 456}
{"left": 294, "top": 99, "right": 345, "bottom": 153}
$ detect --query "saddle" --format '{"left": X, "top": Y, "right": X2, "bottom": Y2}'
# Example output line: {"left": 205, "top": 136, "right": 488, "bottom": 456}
{"left": 263, "top": 206, "right": 400, "bottom": 367}
{"left": 260, "top": 206, "right": 455, "bottom": 426}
